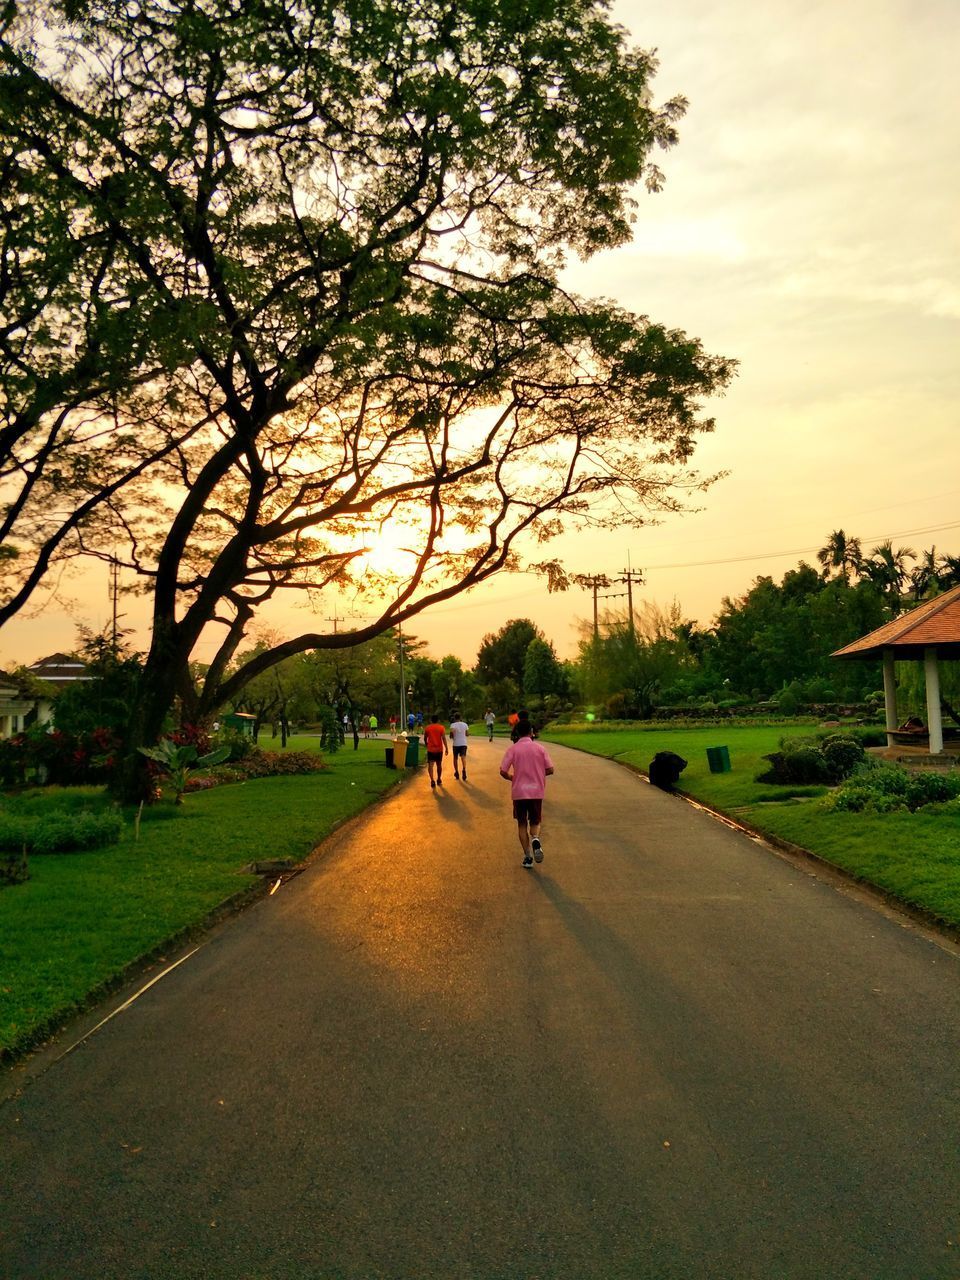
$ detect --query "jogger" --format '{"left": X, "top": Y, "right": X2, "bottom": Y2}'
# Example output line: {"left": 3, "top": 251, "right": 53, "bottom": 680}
{"left": 499, "top": 721, "right": 554, "bottom": 868}
{"left": 449, "top": 712, "right": 469, "bottom": 780}
{"left": 423, "top": 713, "right": 448, "bottom": 789}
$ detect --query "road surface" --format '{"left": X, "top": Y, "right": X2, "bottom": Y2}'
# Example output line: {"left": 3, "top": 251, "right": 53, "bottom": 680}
{"left": 2, "top": 738, "right": 959, "bottom": 1279}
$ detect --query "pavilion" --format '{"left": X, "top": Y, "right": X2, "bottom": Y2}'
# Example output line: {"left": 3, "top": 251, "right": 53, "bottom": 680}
{"left": 832, "top": 583, "right": 960, "bottom": 754}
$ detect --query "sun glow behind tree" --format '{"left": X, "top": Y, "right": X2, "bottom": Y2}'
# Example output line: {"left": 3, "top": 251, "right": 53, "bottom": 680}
{"left": 0, "top": 0, "right": 733, "bottom": 798}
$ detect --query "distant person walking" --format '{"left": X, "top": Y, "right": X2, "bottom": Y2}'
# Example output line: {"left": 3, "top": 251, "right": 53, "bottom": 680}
{"left": 510, "top": 708, "right": 535, "bottom": 742}
{"left": 423, "top": 713, "right": 448, "bottom": 790}
{"left": 369, "top": 713, "right": 378, "bottom": 737}
{"left": 500, "top": 720, "right": 554, "bottom": 869}
{"left": 407, "top": 710, "right": 416, "bottom": 732}
{"left": 484, "top": 708, "right": 496, "bottom": 741}
{"left": 449, "top": 712, "right": 470, "bottom": 780}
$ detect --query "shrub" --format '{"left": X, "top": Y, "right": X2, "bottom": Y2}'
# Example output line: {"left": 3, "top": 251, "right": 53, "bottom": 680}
{"left": 0, "top": 808, "right": 125, "bottom": 854}
{"left": 603, "top": 692, "right": 634, "bottom": 720}
{"left": 211, "top": 728, "right": 258, "bottom": 762}
{"left": 820, "top": 734, "right": 866, "bottom": 782}
{"left": 824, "top": 786, "right": 907, "bottom": 814}
{"left": 818, "top": 760, "right": 960, "bottom": 814}
{"left": 138, "top": 737, "right": 231, "bottom": 803}
{"left": 904, "top": 772, "right": 960, "bottom": 812}
{"left": 756, "top": 737, "right": 829, "bottom": 785}
{"left": 183, "top": 748, "right": 328, "bottom": 792}
{"left": 317, "top": 706, "right": 342, "bottom": 753}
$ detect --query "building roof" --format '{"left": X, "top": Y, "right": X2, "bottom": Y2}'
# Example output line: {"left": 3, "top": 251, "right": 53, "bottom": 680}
{"left": 28, "top": 654, "right": 93, "bottom": 684}
{"left": 832, "top": 584, "right": 960, "bottom": 660}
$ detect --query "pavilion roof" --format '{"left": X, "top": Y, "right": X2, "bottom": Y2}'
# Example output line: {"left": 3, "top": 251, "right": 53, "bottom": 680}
{"left": 832, "top": 584, "right": 960, "bottom": 659}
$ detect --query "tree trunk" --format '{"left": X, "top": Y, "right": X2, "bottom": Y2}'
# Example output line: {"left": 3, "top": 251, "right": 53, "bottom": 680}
{"left": 112, "top": 667, "right": 180, "bottom": 804}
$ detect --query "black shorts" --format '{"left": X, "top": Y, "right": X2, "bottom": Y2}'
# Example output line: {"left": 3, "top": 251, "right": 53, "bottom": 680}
{"left": 453, "top": 744, "right": 467, "bottom": 758}
{"left": 427, "top": 751, "right": 443, "bottom": 764}
{"left": 513, "top": 798, "right": 543, "bottom": 824}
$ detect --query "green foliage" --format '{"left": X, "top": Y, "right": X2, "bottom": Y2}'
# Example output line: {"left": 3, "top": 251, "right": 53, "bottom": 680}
{"left": 4, "top": 1, "right": 733, "bottom": 771}
{"left": 52, "top": 632, "right": 144, "bottom": 737}
{"left": 476, "top": 620, "right": 542, "bottom": 688}
{"left": 756, "top": 737, "right": 831, "bottom": 785}
{"left": 577, "top": 605, "right": 690, "bottom": 718}
{"left": 212, "top": 728, "right": 259, "bottom": 762}
{"left": 820, "top": 733, "right": 867, "bottom": 781}
{"left": 138, "top": 738, "right": 231, "bottom": 803}
{"left": 0, "top": 808, "right": 124, "bottom": 854}
{"left": 0, "top": 726, "right": 124, "bottom": 787}
{"left": 709, "top": 569, "right": 887, "bottom": 700}
{"left": 758, "top": 732, "right": 864, "bottom": 787}
{"left": 904, "top": 772, "right": 960, "bottom": 811}
{"left": 522, "top": 637, "right": 565, "bottom": 701}
{"left": 317, "top": 706, "right": 343, "bottom": 754}
{"left": 815, "top": 759, "right": 960, "bottom": 814}
{"left": 184, "top": 750, "right": 328, "bottom": 791}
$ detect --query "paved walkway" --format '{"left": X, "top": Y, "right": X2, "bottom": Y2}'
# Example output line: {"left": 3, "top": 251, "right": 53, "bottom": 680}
{"left": 2, "top": 739, "right": 959, "bottom": 1279}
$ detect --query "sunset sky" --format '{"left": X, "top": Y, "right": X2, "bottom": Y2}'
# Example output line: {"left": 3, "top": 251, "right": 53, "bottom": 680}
{"left": 2, "top": 0, "right": 957, "bottom": 670}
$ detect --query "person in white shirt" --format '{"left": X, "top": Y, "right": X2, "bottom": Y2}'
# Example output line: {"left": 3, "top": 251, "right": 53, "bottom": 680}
{"left": 449, "top": 712, "right": 470, "bottom": 781}
{"left": 483, "top": 708, "right": 496, "bottom": 741}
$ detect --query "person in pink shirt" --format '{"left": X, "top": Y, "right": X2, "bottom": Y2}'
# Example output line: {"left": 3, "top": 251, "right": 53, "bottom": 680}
{"left": 499, "top": 720, "right": 555, "bottom": 869}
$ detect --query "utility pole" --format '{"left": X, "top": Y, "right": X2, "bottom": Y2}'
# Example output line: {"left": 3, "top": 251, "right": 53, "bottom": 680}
{"left": 616, "top": 556, "right": 644, "bottom": 638}
{"left": 398, "top": 615, "right": 407, "bottom": 728}
{"left": 108, "top": 556, "right": 122, "bottom": 654}
{"left": 577, "top": 574, "right": 610, "bottom": 640}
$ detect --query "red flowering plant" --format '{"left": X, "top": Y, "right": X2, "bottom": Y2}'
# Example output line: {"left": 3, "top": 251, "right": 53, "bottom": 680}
{"left": 172, "top": 724, "right": 211, "bottom": 755}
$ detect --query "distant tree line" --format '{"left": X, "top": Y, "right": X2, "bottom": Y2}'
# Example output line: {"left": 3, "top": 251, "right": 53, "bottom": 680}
{"left": 569, "top": 531, "right": 960, "bottom": 719}
{"left": 25, "top": 529, "right": 960, "bottom": 751}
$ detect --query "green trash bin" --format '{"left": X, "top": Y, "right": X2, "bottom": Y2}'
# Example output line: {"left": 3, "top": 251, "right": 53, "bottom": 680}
{"left": 405, "top": 734, "right": 420, "bottom": 767}
{"left": 706, "top": 745, "right": 731, "bottom": 773}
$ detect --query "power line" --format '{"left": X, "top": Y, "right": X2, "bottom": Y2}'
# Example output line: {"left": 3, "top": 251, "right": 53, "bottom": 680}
{"left": 636, "top": 518, "right": 960, "bottom": 573}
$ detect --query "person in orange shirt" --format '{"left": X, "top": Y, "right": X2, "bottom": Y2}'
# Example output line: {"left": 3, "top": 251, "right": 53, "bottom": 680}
{"left": 422, "top": 712, "right": 448, "bottom": 790}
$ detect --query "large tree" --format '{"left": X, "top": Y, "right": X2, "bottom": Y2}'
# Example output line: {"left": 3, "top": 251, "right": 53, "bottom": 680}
{"left": 475, "top": 619, "right": 543, "bottom": 689}
{"left": 1, "top": 1, "right": 733, "bottom": 793}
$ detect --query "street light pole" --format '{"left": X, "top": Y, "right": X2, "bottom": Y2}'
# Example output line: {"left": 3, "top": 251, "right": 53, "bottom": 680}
{"left": 398, "top": 615, "right": 407, "bottom": 728}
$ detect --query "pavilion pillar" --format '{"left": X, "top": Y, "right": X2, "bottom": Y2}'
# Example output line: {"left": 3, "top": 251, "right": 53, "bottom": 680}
{"left": 882, "top": 648, "right": 898, "bottom": 748}
{"left": 924, "top": 647, "right": 944, "bottom": 754}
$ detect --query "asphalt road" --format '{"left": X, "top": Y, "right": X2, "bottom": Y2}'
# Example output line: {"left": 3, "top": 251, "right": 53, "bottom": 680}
{"left": 2, "top": 738, "right": 959, "bottom": 1279}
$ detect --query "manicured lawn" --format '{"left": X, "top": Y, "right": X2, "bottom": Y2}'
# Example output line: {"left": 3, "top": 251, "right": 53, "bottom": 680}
{"left": 543, "top": 723, "right": 960, "bottom": 931}
{"left": 0, "top": 738, "right": 400, "bottom": 1059}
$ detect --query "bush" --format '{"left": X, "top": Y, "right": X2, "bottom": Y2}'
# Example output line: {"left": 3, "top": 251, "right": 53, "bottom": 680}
{"left": 183, "top": 748, "right": 328, "bottom": 791}
{"left": 211, "top": 728, "right": 258, "bottom": 762}
{"left": 0, "top": 808, "right": 125, "bottom": 854}
{"left": 904, "top": 772, "right": 960, "bottom": 811}
{"left": 820, "top": 733, "right": 866, "bottom": 782}
{"left": 819, "top": 761, "right": 960, "bottom": 814}
{"left": 756, "top": 737, "right": 830, "bottom": 785}
{"left": 824, "top": 786, "right": 907, "bottom": 814}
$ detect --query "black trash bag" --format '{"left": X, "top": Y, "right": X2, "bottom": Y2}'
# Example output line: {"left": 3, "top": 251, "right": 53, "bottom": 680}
{"left": 648, "top": 751, "right": 688, "bottom": 791}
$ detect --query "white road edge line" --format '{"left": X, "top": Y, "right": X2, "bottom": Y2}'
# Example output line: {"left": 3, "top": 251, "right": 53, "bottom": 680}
{"left": 51, "top": 946, "right": 203, "bottom": 1064}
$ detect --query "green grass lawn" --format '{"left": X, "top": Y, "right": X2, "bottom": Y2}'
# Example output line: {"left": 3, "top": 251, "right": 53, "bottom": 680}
{"left": 0, "top": 737, "right": 400, "bottom": 1060}
{"left": 543, "top": 723, "right": 960, "bottom": 931}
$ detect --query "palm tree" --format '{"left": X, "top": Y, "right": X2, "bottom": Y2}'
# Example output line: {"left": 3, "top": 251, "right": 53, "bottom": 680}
{"left": 865, "top": 540, "right": 915, "bottom": 608}
{"left": 910, "top": 546, "right": 943, "bottom": 601}
{"left": 816, "top": 529, "right": 863, "bottom": 583}
{"left": 938, "top": 555, "right": 960, "bottom": 590}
